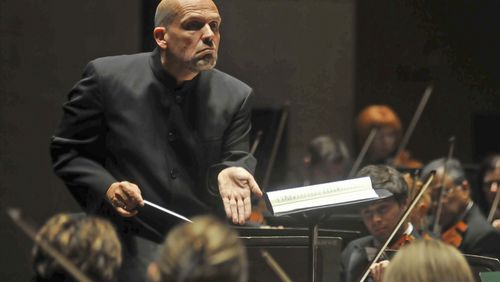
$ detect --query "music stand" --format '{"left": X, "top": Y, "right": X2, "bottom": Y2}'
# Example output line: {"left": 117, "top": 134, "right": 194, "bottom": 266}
{"left": 265, "top": 183, "right": 392, "bottom": 282}
{"left": 464, "top": 254, "right": 500, "bottom": 282}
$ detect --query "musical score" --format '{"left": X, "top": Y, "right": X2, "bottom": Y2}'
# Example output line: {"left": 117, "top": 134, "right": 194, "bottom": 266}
{"left": 265, "top": 177, "right": 378, "bottom": 216}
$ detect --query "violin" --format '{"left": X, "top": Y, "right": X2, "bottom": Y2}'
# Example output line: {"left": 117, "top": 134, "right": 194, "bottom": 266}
{"left": 389, "top": 233, "right": 416, "bottom": 250}
{"left": 441, "top": 220, "right": 468, "bottom": 248}
{"left": 392, "top": 150, "right": 423, "bottom": 169}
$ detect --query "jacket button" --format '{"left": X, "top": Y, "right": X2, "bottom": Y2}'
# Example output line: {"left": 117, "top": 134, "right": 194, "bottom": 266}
{"left": 175, "top": 95, "right": 183, "bottom": 104}
{"left": 170, "top": 168, "right": 178, "bottom": 179}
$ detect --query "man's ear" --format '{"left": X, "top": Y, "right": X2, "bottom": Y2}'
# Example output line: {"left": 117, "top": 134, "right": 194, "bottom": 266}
{"left": 147, "top": 262, "right": 161, "bottom": 282}
{"left": 153, "top": 27, "right": 168, "bottom": 49}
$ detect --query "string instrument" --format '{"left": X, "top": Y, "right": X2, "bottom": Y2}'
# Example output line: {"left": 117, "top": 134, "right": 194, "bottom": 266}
{"left": 392, "top": 150, "right": 423, "bottom": 169}
{"left": 388, "top": 233, "right": 416, "bottom": 250}
{"left": 358, "top": 171, "right": 435, "bottom": 282}
{"left": 441, "top": 220, "right": 468, "bottom": 247}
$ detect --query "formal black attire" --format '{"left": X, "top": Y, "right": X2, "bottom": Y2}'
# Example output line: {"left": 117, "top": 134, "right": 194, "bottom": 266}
{"left": 340, "top": 225, "right": 420, "bottom": 282}
{"left": 452, "top": 203, "right": 500, "bottom": 259}
{"left": 50, "top": 49, "right": 256, "bottom": 280}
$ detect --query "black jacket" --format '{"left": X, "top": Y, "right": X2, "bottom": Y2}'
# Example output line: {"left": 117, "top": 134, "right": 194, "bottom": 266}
{"left": 50, "top": 49, "right": 256, "bottom": 241}
{"left": 340, "top": 227, "right": 421, "bottom": 282}
{"left": 456, "top": 204, "right": 500, "bottom": 259}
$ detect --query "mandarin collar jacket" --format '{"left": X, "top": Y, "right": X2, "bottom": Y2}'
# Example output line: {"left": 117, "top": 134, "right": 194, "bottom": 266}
{"left": 50, "top": 49, "right": 256, "bottom": 241}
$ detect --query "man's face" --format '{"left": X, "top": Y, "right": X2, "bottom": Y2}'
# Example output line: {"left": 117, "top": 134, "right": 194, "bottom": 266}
{"left": 431, "top": 172, "right": 469, "bottom": 228}
{"left": 360, "top": 198, "right": 406, "bottom": 243}
{"left": 483, "top": 168, "right": 500, "bottom": 208}
{"left": 164, "top": 0, "right": 221, "bottom": 72}
{"left": 369, "top": 126, "right": 398, "bottom": 161}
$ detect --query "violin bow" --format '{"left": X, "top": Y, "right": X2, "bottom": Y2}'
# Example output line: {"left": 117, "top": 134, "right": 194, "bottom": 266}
{"left": 6, "top": 208, "right": 92, "bottom": 282}
{"left": 432, "top": 136, "right": 456, "bottom": 234}
{"left": 348, "top": 128, "right": 378, "bottom": 178}
{"left": 358, "top": 172, "right": 435, "bottom": 282}
{"left": 487, "top": 183, "right": 500, "bottom": 223}
{"left": 260, "top": 249, "right": 293, "bottom": 282}
{"left": 392, "top": 85, "right": 433, "bottom": 166}
{"left": 250, "top": 130, "right": 264, "bottom": 155}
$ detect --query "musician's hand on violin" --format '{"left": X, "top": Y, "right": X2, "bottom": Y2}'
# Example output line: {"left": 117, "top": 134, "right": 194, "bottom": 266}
{"left": 218, "top": 167, "right": 262, "bottom": 225}
{"left": 492, "top": 219, "right": 500, "bottom": 231}
{"left": 370, "top": 260, "right": 389, "bottom": 282}
{"left": 105, "top": 181, "right": 144, "bottom": 217}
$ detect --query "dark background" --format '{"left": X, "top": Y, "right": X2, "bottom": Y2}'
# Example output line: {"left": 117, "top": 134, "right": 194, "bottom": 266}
{"left": 1, "top": 0, "right": 499, "bottom": 279}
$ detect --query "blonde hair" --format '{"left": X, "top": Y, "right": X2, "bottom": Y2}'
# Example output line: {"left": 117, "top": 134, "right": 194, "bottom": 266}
{"left": 32, "top": 213, "right": 122, "bottom": 282}
{"left": 156, "top": 215, "right": 248, "bottom": 282}
{"left": 384, "top": 240, "right": 474, "bottom": 282}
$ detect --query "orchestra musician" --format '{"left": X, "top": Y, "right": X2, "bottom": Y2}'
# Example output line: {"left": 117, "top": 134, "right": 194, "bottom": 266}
{"left": 32, "top": 213, "right": 122, "bottom": 282}
{"left": 473, "top": 154, "right": 500, "bottom": 230}
{"left": 422, "top": 158, "right": 500, "bottom": 259}
{"left": 49, "top": 0, "right": 261, "bottom": 280}
{"left": 286, "top": 135, "right": 351, "bottom": 187}
{"left": 356, "top": 105, "right": 422, "bottom": 169}
{"left": 383, "top": 240, "right": 474, "bottom": 282}
{"left": 148, "top": 215, "right": 247, "bottom": 282}
{"left": 340, "top": 165, "right": 419, "bottom": 282}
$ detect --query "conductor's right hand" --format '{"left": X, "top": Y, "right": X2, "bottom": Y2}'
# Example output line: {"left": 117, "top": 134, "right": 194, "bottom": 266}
{"left": 105, "top": 181, "right": 145, "bottom": 217}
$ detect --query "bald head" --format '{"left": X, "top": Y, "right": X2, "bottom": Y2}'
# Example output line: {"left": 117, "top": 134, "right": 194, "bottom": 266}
{"left": 155, "top": 0, "right": 179, "bottom": 27}
{"left": 155, "top": 0, "right": 218, "bottom": 27}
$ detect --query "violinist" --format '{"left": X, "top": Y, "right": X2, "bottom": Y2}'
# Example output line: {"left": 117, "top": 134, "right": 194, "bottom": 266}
{"left": 340, "top": 165, "right": 419, "bottom": 282}
{"left": 422, "top": 158, "right": 500, "bottom": 259}
{"left": 287, "top": 135, "right": 351, "bottom": 187}
{"left": 356, "top": 105, "right": 422, "bottom": 169}
{"left": 473, "top": 154, "right": 500, "bottom": 230}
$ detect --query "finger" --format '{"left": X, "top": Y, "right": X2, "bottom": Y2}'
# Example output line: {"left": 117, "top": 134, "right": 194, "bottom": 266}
{"left": 121, "top": 182, "right": 144, "bottom": 206}
{"left": 229, "top": 197, "right": 238, "bottom": 224}
{"left": 222, "top": 197, "right": 232, "bottom": 219}
{"left": 115, "top": 207, "right": 138, "bottom": 218}
{"left": 237, "top": 197, "right": 245, "bottom": 225}
{"left": 116, "top": 189, "right": 139, "bottom": 211}
{"left": 115, "top": 189, "right": 130, "bottom": 204}
{"left": 112, "top": 197, "right": 125, "bottom": 209}
{"left": 369, "top": 266, "right": 379, "bottom": 282}
{"left": 247, "top": 176, "right": 263, "bottom": 197}
{"left": 243, "top": 196, "right": 252, "bottom": 219}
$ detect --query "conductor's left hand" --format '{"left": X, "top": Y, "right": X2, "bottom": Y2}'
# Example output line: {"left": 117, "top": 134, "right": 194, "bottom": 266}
{"left": 218, "top": 167, "right": 263, "bottom": 225}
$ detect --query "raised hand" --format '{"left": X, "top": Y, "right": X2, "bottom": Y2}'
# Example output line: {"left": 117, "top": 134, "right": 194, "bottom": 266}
{"left": 218, "top": 167, "right": 262, "bottom": 225}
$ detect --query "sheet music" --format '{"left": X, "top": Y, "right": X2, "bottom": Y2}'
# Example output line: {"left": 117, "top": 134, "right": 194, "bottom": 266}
{"left": 266, "top": 177, "right": 378, "bottom": 215}
{"left": 143, "top": 200, "right": 192, "bottom": 223}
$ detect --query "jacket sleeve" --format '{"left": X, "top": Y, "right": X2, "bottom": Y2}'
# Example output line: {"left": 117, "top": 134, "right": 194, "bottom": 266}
{"left": 206, "top": 90, "right": 257, "bottom": 196}
{"left": 50, "top": 62, "right": 117, "bottom": 210}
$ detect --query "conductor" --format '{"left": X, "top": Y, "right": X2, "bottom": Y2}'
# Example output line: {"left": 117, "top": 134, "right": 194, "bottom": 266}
{"left": 50, "top": 0, "right": 261, "bottom": 279}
